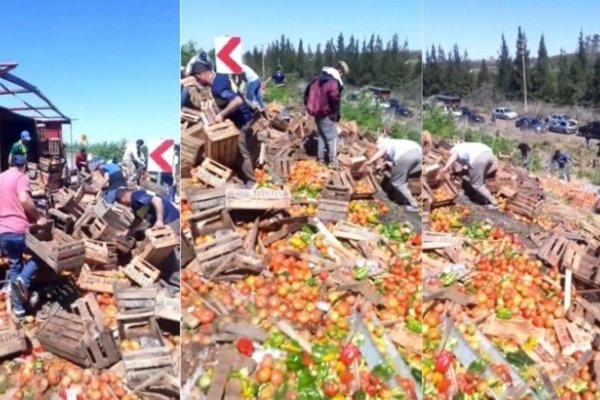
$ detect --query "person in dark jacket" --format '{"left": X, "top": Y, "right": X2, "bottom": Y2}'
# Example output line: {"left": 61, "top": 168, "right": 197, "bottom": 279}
{"left": 516, "top": 142, "right": 532, "bottom": 171}
{"left": 266, "top": 66, "right": 286, "bottom": 86}
{"left": 97, "top": 163, "right": 127, "bottom": 203}
{"left": 549, "top": 149, "right": 571, "bottom": 181}
{"left": 191, "top": 57, "right": 257, "bottom": 184}
{"left": 304, "top": 61, "right": 349, "bottom": 165}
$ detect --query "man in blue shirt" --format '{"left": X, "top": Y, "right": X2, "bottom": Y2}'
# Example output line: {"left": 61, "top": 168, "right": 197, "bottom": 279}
{"left": 96, "top": 163, "right": 127, "bottom": 203}
{"left": 115, "top": 189, "right": 180, "bottom": 234}
{"left": 267, "top": 66, "right": 286, "bottom": 86}
{"left": 549, "top": 149, "right": 571, "bottom": 182}
{"left": 191, "top": 58, "right": 257, "bottom": 184}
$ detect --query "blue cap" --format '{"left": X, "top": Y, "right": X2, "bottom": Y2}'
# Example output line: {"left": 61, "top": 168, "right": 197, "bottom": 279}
{"left": 12, "top": 155, "right": 27, "bottom": 166}
{"left": 190, "top": 58, "right": 213, "bottom": 75}
{"left": 21, "top": 131, "right": 31, "bottom": 141}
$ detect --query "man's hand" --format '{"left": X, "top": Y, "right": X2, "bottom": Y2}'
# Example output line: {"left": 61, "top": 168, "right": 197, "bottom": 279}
{"left": 36, "top": 217, "right": 48, "bottom": 226}
{"left": 153, "top": 221, "right": 165, "bottom": 229}
{"left": 181, "top": 76, "right": 196, "bottom": 87}
{"left": 214, "top": 113, "right": 224, "bottom": 123}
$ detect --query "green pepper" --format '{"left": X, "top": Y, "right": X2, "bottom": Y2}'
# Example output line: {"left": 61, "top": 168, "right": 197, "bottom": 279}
{"left": 352, "top": 390, "right": 368, "bottom": 400}
{"left": 311, "top": 343, "right": 338, "bottom": 364}
{"left": 372, "top": 364, "right": 394, "bottom": 381}
{"left": 411, "top": 367, "right": 422, "bottom": 384}
{"left": 467, "top": 358, "right": 489, "bottom": 374}
{"left": 505, "top": 350, "right": 535, "bottom": 369}
{"left": 306, "top": 277, "right": 318, "bottom": 287}
{"left": 264, "top": 332, "right": 285, "bottom": 348}
{"left": 423, "top": 357, "right": 434, "bottom": 370}
{"left": 285, "top": 352, "right": 304, "bottom": 371}
{"left": 353, "top": 266, "right": 369, "bottom": 281}
{"left": 440, "top": 271, "right": 459, "bottom": 286}
{"left": 496, "top": 308, "right": 512, "bottom": 320}
{"left": 297, "top": 368, "right": 324, "bottom": 400}
{"left": 406, "top": 319, "right": 422, "bottom": 334}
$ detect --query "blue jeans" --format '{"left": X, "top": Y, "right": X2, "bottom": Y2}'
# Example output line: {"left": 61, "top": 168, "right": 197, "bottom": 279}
{"left": 0, "top": 233, "right": 37, "bottom": 312}
{"left": 246, "top": 80, "right": 265, "bottom": 110}
{"left": 181, "top": 86, "right": 190, "bottom": 108}
{"left": 316, "top": 117, "right": 339, "bottom": 165}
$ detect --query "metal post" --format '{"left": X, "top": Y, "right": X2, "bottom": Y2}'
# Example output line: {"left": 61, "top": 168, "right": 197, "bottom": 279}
{"left": 519, "top": 38, "right": 528, "bottom": 112}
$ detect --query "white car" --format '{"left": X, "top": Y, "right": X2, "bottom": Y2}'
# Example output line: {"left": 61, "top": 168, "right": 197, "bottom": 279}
{"left": 492, "top": 107, "right": 518, "bottom": 120}
{"left": 547, "top": 113, "right": 577, "bottom": 125}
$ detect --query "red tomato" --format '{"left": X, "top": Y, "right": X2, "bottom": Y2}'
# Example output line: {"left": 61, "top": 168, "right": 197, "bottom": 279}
{"left": 235, "top": 338, "right": 254, "bottom": 356}
{"left": 340, "top": 371, "right": 354, "bottom": 385}
{"left": 322, "top": 382, "right": 339, "bottom": 398}
{"left": 437, "top": 378, "right": 452, "bottom": 394}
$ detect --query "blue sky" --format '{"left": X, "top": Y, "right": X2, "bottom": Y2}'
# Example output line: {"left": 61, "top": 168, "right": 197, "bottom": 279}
{"left": 424, "top": 0, "right": 600, "bottom": 60}
{"left": 181, "top": 0, "right": 422, "bottom": 53}
{"left": 1, "top": 0, "right": 179, "bottom": 144}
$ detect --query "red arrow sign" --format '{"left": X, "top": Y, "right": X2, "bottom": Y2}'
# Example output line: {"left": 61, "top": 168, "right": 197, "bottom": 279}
{"left": 216, "top": 36, "right": 242, "bottom": 74}
{"left": 149, "top": 139, "right": 174, "bottom": 172}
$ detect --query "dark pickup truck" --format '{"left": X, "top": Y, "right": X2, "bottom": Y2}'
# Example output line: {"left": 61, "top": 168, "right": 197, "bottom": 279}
{"left": 578, "top": 121, "right": 600, "bottom": 140}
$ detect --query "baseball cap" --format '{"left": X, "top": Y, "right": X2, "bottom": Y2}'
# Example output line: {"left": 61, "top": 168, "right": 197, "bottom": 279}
{"left": 11, "top": 155, "right": 27, "bottom": 166}
{"left": 190, "top": 58, "right": 213, "bottom": 75}
{"left": 337, "top": 61, "right": 350, "bottom": 75}
{"left": 21, "top": 131, "right": 31, "bottom": 141}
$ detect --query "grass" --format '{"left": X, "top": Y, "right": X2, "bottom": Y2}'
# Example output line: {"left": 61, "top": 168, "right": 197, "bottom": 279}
{"left": 263, "top": 83, "right": 299, "bottom": 104}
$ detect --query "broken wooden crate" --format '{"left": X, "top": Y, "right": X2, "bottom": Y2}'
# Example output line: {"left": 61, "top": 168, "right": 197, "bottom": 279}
{"left": 137, "top": 226, "right": 179, "bottom": 266}
{"left": 188, "top": 206, "right": 235, "bottom": 237}
{"left": 225, "top": 188, "right": 291, "bottom": 210}
{"left": 562, "top": 241, "right": 600, "bottom": 286}
{"left": 194, "top": 232, "right": 244, "bottom": 272}
{"left": 350, "top": 171, "right": 379, "bottom": 200}
{"left": 198, "top": 120, "right": 239, "bottom": 168}
{"left": 0, "top": 318, "right": 27, "bottom": 359}
{"left": 117, "top": 313, "right": 173, "bottom": 387}
{"left": 77, "top": 266, "right": 132, "bottom": 294}
{"left": 37, "top": 305, "right": 120, "bottom": 368}
{"left": 26, "top": 225, "right": 85, "bottom": 273}
{"left": 322, "top": 170, "right": 353, "bottom": 201}
{"left": 115, "top": 286, "right": 158, "bottom": 312}
{"left": 123, "top": 257, "right": 161, "bottom": 287}
{"left": 155, "top": 290, "right": 180, "bottom": 322}
{"left": 195, "top": 157, "right": 232, "bottom": 187}
{"left": 537, "top": 234, "right": 569, "bottom": 268}
{"left": 425, "top": 178, "right": 458, "bottom": 208}
{"left": 48, "top": 208, "right": 76, "bottom": 234}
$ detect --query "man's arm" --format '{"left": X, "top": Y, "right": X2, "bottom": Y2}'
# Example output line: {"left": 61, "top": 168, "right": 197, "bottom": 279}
{"left": 101, "top": 172, "right": 110, "bottom": 188}
{"left": 364, "top": 148, "right": 387, "bottom": 167}
{"left": 441, "top": 152, "right": 459, "bottom": 173}
{"left": 18, "top": 190, "right": 43, "bottom": 223}
{"left": 150, "top": 196, "right": 165, "bottom": 227}
{"left": 217, "top": 96, "right": 243, "bottom": 119}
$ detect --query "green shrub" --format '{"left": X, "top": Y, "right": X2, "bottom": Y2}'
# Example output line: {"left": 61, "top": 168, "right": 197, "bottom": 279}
{"left": 263, "top": 84, "right": 298, "bottom": 104}
{"left": 390, "top": 123, "right": 420, "bottom": 143}
{"left": 423, "top": 109, "right": 456, "bottom": 139}
{"left": 341, "top": 98, "right": 383, "bottom": 132}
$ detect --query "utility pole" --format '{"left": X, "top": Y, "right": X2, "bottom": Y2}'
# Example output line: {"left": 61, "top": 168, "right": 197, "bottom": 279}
{"left": 261, "top": 45, "right": 265, "bottom": 80}
{"left": 519, "top": 37, "right": 528, "bottom": 112}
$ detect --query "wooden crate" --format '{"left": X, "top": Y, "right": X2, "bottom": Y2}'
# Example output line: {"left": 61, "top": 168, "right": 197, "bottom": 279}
{"left": 199, "top": 120, "right": 239, "bottom": 168}
{"left": 137, "top": 227, "right": 179, "bottom": 266}
{"left": 426, "top": 178, "right": 458, "bottom": 208}
{"left": 26, "top": 226, "right": 85, "bottom": 273}
{"left": 84, "top": 239, "right": 118, "bottom": 267}
{"left": 350, "top": 172, "right": 379, "bottom": 200}
{"left": 195, "top": 158, "right": 232, "bottom": 187}
{"left": 37, "top": 306, "right": 120, "bottom": 368}
{"left": 72, "top": 293, "right": 107, "bottom": 332}
{"left": 567, "top": 297, "right": 600, "bottom": 332}
{"left": 39, "top": 157, "right": 62, "bottom": 173}
{"left": 189, "top": 206, "right": 235, "bottom": 237}
{"left": 48, "top": 208, "right": 76, "bottom": 234}
{"left": 0, "top": 319, "right": 26, "bottom": 358}
{"left": 117, "top": 314, "right": 173, "bottom": 387}
{"left": 538, "top": 234, "right": 569, "bottom": 268}
{"left": 101, "top": 204, "right": 135, "bottom": 232}
{"left": 322, "top": 170, "right": 353, "bottom": 201}
{"left": 186, "top": 184, "right": 234, "bottom": 211}
{"left": 332, "top": 220, "right": 381, "bottom": 241}
{"left": 53, "top": 188, "right": 85, "bottom": 218}
{"left": 155, "top": 290, "right": 180, "bottom": 322}
{"left": 181, "top": 133, "right": 204, "bottom": 168}
{"left": 317, "top": 199, "right": 349, "bottom": 222}
{"left": 225, "top": 188, "right": 291, "bottom": 210}
{"left": 124, "top": 257, "right": 160, "bottom": 287}
{"left": 195, "top": 232, "right": 243, "bottom": 271}
{"left": 115, "top": 286, "right": 158, "bottom": 311}
{"left": 506, "top": 192, "right": 544, "bottom": 219}
{"left": 39, "top": 171, "right": 63, "bottom": 191}
{"left": 77, "top": 266, "right": 132, "bottom": 294}
{"left": 562, "top": 241, "right": 600, "bottom": 286}
{"left": 47, "top": 139, "right": 62, "bottom": 156}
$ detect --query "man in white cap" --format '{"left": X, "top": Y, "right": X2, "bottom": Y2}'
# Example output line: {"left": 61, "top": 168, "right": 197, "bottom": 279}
{"left": 304, "top": 61, "right": 350, "bottom": 165}
{"left": 8, "top": 131, "right": 31, "bottom": 165}
{"left": 441, "top": 141, "right": 498, "bottom": 209}
{"left": 361, "top": 134, "right": 422, "bottom": 211}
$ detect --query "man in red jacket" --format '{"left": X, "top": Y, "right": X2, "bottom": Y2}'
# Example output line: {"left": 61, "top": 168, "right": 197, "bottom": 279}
{"left": 304, "top": 61, "right": 349, "bottom": 165}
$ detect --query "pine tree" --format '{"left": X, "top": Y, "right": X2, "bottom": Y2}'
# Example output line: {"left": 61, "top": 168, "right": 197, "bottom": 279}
{"left": 337, "top": 33, "right": 345, "bottom": 60}
{"left": 511, "top": 27, "right": 531, "bottom": 101}
{"left": 495, "top": 34, "right": 513, "bottom": 97}
{"left": 477, "top": 59, "right": 490, "bottom": 85}
{"left": 314, "top": 44, "right": 324, "bottom": 72}
{"left": 297, "top": 39, "right": 306, "bottom": 78}
{"left": 557, "top": 51, "right": 575, "bottom": 105}
{"left": 573, "top": 30, "right": 589, "bottom": 103}
{"left": 586, "top": 55, "right": 600, "bottom": 106}
{"left": 532, "top": 35, "right": 554, "bottom": 102}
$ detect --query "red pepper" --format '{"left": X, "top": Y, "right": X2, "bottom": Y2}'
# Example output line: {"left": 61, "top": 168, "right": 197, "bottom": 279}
{"left": 340, "top": 343, "right": 361, "bottom": 366}
{"left": 435, "top": 350, "right": 453, "bottom": 374}
{"left": 437, "top": 378, "right": 452, "bottom": 394}
{"left": 411, "top": 233, "right": 422, "bottom": 246}
{"left": 236, "top": 337, "right": 254, "bottom": 356}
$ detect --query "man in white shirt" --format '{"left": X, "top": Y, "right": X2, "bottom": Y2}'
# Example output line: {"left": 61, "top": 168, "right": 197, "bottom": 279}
{"left": 123, "top": 139, "right": 146, "bottom": 183}
{"left": 362, "top": 136, "right": 422, "bottom": 211}
{"left": 240, "top": 64, "right": 265, "bottom": 111}
{"left": 441, "top": 142, "right": 498, "bottom": 208}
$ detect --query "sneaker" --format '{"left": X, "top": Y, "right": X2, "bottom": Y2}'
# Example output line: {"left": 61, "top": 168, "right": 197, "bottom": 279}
{"left": 486, "top": 204, "right": 499, "bottom": 210}
{"left": 12, "top": 278, "right": 28, "bottom": 304}
{"left": 12, "top": 308, "right": 26, "bottom": 321}
{"left": 29, "top": 291, "right": 39, "bottom": 308}
{"left": 405, "top": 206, "right": 419, "bottom": 212}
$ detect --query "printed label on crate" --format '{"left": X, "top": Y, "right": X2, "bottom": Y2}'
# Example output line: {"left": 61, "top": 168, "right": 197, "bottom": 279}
{"left": 193, "top": 197, "right": 226, "bottom": 210}
{"left": 124, "top": 263, "right": 157, "bottom": 287}
{"left": 197, "top": 167, "right": 227, "bottom": 187}
{"left": 0, "top": 330, "right": 22, "bottom": 345}
{"left": 78, "top": 272, "right": 131, "bottom": 293}
{"left": 119, "top": 299, "right": 156, "bottom": 309}
{"left": 225, "top": 188, "right": 291, "bottom": 209}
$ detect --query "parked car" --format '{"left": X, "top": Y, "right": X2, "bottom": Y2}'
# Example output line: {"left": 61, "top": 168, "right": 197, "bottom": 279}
{"left": 458, "top": 107, "right": 485, "bottom": 123}
{"left": 548, "top": 120, "right": 577, "bottom": 134}
{"left": 515, "top": 116, "right": 546, "bottom": 132}
{"left": 547, "top": 113, "right": 577, "bottom": 125}
{"left": 386, "top": 101, "right": 414, "bottom": 118}
{"left": 579, "top": 121, "right": 600, "bottom": 140}
{"left": 492, "top": 107, "right": 518, "bottom": 120}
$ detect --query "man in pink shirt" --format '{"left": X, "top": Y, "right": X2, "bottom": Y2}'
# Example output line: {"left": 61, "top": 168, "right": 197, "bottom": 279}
{"left": 0, "top": 155, "right": 46, "bottom": 319}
